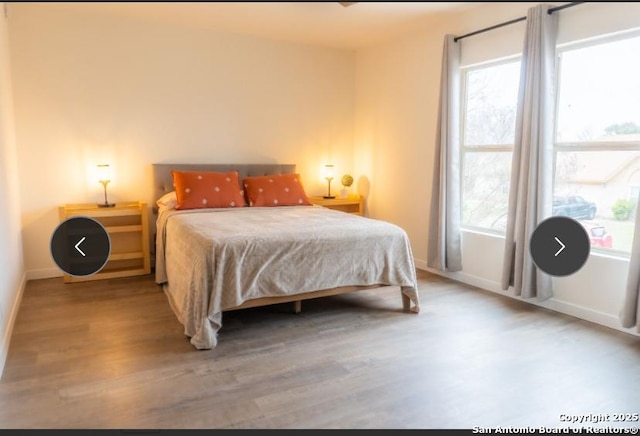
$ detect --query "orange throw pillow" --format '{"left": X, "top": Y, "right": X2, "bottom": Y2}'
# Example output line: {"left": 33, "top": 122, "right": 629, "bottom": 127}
{"left": 243, "top": 173, "right": 312, "bottom": 207}
{"left": 171, "top": 170, "right": 246, "bottom": 210}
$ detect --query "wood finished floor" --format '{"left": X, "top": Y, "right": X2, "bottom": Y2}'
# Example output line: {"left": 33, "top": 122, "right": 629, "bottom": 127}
{"left": 1, "top": 270, "right": 639, "bottom": 429}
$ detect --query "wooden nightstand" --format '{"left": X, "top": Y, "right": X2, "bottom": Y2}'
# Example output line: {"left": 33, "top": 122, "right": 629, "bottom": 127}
{"left": 58, "top": 201, "right": 151, "bottom": 283}
{"left": 309, "top": 195, "right": 364, "bottom": 216}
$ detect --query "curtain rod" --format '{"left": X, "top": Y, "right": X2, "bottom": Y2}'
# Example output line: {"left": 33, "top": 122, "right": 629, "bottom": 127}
{"left": 453, "top": 2, "right": 585, "bottom": 43}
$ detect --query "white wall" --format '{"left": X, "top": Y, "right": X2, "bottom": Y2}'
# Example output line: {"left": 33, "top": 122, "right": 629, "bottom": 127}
{"left": 8, "top": 1, "right": 640, "bottom": 346}
{"left": 9, "top": 3, "right": 356, "bottom": 279}
{"left": 0, "top": 2, "right": 25, "bottom": 378}
{"left": 354, "top": 2, "right": 541, "bottom": 268}
{"left": 354, "top": 2, "right": 640, "bottom": 335}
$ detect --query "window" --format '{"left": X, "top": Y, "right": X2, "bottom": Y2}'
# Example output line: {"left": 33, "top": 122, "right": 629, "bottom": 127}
{"left": 460, "top": 30, "right": 640, "bottom": 254}
{"left": 554, "top": 31, "right": 640, "bottom": 254}
{"left": 461, "top": 59, "right": 520, "bottom": 232}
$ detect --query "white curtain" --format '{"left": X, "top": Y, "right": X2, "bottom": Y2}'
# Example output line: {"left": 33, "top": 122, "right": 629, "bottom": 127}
{"left": 501, "top": 4, "right": 558, "bottom": 300}
{"left": 427, "top": 34, "right": 462, "bottom": 273}
{"left": 620, "top": 198, "right": 640, "bottom": 331}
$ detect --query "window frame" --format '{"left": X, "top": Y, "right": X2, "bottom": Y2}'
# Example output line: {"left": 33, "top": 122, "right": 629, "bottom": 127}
{"left": 459, "top": 29, "right": 640, "bottom": 256}
{"left": 553, "top": 29, "right": 640, "bottom": 257}
{"left": 460, "top": 55, "right": 521, "bottom": 235}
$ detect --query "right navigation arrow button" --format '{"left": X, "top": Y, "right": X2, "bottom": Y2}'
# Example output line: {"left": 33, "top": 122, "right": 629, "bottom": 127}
{"left": 554, "top": 236, "right": 565, "bottom": 257}
{"left": 530, "top": 216, "right": 590, "bottom": 277}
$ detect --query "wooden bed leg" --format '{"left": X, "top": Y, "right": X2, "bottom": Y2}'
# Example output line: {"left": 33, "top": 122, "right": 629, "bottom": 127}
{"left": 293, "top": 300, "right": 302, "bottom": 314}
{"left": 401, "top": 293, "right": 411, "bottom": 313}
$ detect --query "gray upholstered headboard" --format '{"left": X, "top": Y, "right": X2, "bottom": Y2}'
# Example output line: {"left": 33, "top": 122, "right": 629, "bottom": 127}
{"left": 152, "top": 163, "right": 296, "bottom": 209}
{"left": 148, "top": 163, "right": 295, "bottom": 265}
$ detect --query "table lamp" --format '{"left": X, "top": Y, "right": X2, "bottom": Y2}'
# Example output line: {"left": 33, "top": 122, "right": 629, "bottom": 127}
{"left": 97, "top": 164, "right": 116, "bottom": 208}
{"left": 323, "top": 164, "right": 335, "bottom": 199}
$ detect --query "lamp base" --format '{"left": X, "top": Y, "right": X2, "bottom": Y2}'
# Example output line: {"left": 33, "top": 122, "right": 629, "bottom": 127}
{"left": 98, "top": 202, "right": 116, "bottom": 208}
{"left": 322, "top": 196, "right": 335, "bottom": 199}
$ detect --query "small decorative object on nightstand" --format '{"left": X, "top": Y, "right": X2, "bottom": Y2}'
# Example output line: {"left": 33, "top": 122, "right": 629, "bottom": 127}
{"left": 340, "top": 174, "right": 353, "bottom": 199}
{"left": 309, "top": 195, "right": 364, "bottom": 216}
{"left": 58, "top": 201, "right": 150, "bottom": 282}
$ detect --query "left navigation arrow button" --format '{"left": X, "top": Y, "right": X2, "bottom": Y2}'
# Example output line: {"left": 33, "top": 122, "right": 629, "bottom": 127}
{"left": 51, "top": 217, "right": 111, "bottom": 277}
{"left": 75, "top": 237, "right": 87, "bottom": 257}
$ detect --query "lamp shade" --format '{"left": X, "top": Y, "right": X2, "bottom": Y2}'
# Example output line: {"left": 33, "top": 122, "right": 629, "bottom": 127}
{"left": 97, "top": 164, "right": 112, "bottom": 183}
{"left": 324, "top": 164, "right": 335, "bottom": 180}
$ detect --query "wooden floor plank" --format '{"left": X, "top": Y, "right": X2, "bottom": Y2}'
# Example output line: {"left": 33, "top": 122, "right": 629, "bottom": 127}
{"left": 0, "top": 270, "right": 638, "bottom": 429}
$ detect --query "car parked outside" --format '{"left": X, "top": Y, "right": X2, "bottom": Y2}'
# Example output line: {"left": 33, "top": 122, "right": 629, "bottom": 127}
{"left": 552, "top": 196, "right": 597, "bottom": 220}
{"left": 581, "top": 222, "right": 613, "bottom": 248}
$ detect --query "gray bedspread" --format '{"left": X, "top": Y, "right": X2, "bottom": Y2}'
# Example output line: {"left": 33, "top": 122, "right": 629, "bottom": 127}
{"left": 155, "top": 205, "right": 420, "bottom": 349}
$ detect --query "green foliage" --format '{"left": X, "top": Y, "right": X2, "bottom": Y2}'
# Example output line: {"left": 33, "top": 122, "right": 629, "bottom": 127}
{"left": 612, "top": 199, "right": 636, "bottom": 221}
{"left": 604, "top": 122, "right": 640, "bottom": 136}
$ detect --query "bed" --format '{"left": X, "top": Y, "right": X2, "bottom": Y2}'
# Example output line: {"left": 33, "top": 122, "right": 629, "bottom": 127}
{"left": 153, "top": 163, "right": 420, "bottom": 349}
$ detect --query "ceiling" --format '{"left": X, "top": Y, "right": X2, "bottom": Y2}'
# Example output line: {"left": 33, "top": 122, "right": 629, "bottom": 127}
{"left": 37, "top": 2, "right": 481, "bottom": 50}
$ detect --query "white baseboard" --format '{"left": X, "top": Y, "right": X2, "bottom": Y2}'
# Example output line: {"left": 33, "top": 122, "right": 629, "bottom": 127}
{"left": 26, "top": 268, "right": 62, "bottom": 281}
{"left": 416, "top": 260, "right": 639, "bottom": 338}
{"left": 0, "top": 271, "right": 27, "bottom": 380}
{"left": 414, "top": 258, "right": 428, "bottom": 271}
{"left": 540, "top": 297, "right": 634, "bottom": 334}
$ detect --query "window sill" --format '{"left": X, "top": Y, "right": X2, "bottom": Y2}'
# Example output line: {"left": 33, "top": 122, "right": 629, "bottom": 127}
{"left": 461, "top": 226, "right": 505, "bottom": 239}
{"left": 461, "top": 227, "right": 631, "bottom": 262}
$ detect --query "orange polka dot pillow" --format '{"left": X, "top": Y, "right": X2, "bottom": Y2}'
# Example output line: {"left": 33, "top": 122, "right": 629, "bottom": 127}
{"left": 243, "top": 173, "right": 312, "bottom": 207}
{"left": 171, "top": 170, "right": 246, "bottom": 210}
